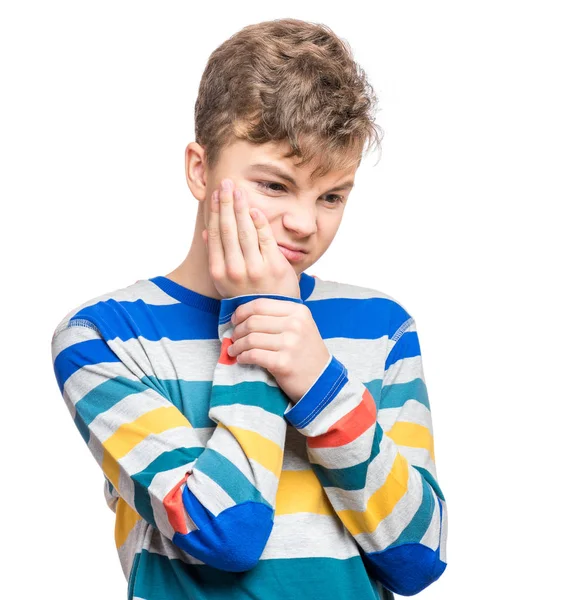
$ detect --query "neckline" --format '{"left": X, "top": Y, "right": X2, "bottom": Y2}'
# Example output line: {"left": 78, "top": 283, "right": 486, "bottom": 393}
{"left": 147, "top": 271, "right": 317, "bottom": 314}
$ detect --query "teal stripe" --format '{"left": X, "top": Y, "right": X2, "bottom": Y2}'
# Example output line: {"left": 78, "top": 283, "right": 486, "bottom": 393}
{"left": 127, "top": 551, "right": 141, "bottom": 600}
{"left": 75, "top": 374, "right": 216, "bottom": 428}
{"left": 364, "top": 379, "right": 381, "bottom": 406}
{"left": 380, "top": 377, "right": 430, "bottom": 410}
{"left": 211, "top": 380, "right": 289, "bottom": 417}
{"left": 74, "top": 375, "right": 217, "bottom": 444}
{"left": 193, "top": 447, "right": 271, "bottom": 509}
{"left": 312, "top": 422, "right": 384, "bottom": 491}
{"left": 162, "top": 379, "right": 215, "bottom": 428}
{"left": 415, "top": 465, "right": 446, "bottom": 501}
{"left": 387, "top": 475, "right": 435, "bottom": 549}
{"left": 74, "top": 376, "right": 146, "bottom": 426}
{"left": 132, "top": 549, "right": 384, "bottom": 600}
{"left": 131, "top": 446, "right": 205, "bottom": 527}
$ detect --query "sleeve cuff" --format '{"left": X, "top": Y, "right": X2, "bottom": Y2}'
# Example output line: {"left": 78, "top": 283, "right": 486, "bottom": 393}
{"left": 217, "top": 294, "right": 303, "bottom": 342}
{"left": 219, "top": 294, "right": 304, "bottom": 325}
{"left": 284, "top": 354, "right": 348, "bottom": 432}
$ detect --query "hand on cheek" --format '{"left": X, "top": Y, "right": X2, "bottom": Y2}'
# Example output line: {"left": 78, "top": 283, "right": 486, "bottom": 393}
{"left": 202, "top": 178, "right": 299, "bottom": 299}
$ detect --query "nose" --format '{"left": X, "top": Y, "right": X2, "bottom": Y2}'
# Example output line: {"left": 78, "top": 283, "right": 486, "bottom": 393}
{"left": 282, "top": 204, "right": 318, "bottom": 237}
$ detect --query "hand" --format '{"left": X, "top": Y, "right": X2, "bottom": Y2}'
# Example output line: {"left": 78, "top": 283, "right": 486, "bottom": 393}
{"left": 227, "top": 297, "right": 332, "bottom": 404}
{"left": 202, "top": 178, "right": 300, "bottom": 299}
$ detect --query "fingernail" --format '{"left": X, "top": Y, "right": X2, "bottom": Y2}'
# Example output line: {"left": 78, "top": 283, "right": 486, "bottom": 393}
{"left": 221, "top": 179, "right": 232, "bottom": 191}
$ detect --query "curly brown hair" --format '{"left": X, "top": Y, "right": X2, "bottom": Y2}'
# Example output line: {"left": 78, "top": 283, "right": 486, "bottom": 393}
{"left": 194, "top": 18, "right": 383, "bottom": 179}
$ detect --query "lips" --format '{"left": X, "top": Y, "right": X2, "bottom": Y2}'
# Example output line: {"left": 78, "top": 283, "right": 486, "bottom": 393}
{"left": 277, "top": 244, "right": 307, "bottom": 262}
{"left": 278, "top": 243, "right": 308, "bottom": 254}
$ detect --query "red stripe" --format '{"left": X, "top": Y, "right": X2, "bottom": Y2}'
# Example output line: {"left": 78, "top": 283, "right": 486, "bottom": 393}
{"left": 163, "top": 473, "right": 189, "bottom": 534}
{"left": 307, "top": 387, "right": 376, "bottom": 448}
{"left": 219, "top": 337, "right": 237, "bottom": 365}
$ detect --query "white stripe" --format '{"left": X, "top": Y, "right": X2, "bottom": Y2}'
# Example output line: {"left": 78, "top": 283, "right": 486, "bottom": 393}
{"left": 382, "top": 355, "right": 424, "bottom": 387}
{"left": 420, "top": 490, "right": 441, "bottom": 551}
{"left": 354, "top": 465, "right": 424, "bottom": 552}
{"left": 378, "top": 399, "right": 433, "bottom": 432}
{"left": 119, "top": 426, "right": 203, "bottom": 477}
{"left": 90, "top": 388, "right": 174, "bottom": 442}
{"left": 210, "top": 402, "right": 287, "bottom": 444}
{"left": 261, "top": 513, "right": 360, "bottom": 560}
{"left": 300, "top": 377, "right": 365, "bottom": 436}
{"left": 308, "top": 423, "right": 377, "bottom": 469}
{"left": 439, "top": 497, "right": 448, "bottom": 563}
{"left": 117, "top": 519, "right": 147, "bottom": 579}
{"left": 307, "top": 429, "right": 400, "bottom": 512}
{"left": 185, "top": 466, "right": 237, "bottom": 517}
{"left": 205, "top": 425, "right": 280, "bottom": 506}
{"left": 148, "top": 461, "right": 197, "bottom": 537}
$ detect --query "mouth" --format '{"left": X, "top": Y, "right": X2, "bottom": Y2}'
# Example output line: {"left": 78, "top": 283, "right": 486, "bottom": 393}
{"left": 277, "top": 242, "right": 308, "bottom": 254}
{"left": 277, "top": 244, "right": 307, "bottom": 262}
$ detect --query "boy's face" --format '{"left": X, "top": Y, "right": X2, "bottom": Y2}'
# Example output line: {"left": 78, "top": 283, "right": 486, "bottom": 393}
{"left": 189, "top": 138, "right": 358, "bottom": 276}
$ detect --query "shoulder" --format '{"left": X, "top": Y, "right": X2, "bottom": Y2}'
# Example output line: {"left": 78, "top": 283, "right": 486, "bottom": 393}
{"left": 51, "top": 277, "right": 169, "bottom": 341}
{"left": 308, "top": 273, "right": 415, "bottom": 337}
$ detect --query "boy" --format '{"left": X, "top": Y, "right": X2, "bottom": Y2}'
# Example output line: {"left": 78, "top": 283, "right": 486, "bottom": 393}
{"left": 51, "top": 18, "right": 447, "bottom": 599}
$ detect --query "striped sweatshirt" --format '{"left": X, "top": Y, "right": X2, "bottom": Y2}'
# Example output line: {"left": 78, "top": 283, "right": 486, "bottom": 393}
{"left": 51, "top": 271, "right": 447, "bottom": 599}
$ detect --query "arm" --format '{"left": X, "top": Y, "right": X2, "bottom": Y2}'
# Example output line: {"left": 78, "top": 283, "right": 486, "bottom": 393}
{"left": 51, "top": 292, "right": 302, "bottom": 572}
{"left": 283, "top": 313, "right": 447, "bottom": 596}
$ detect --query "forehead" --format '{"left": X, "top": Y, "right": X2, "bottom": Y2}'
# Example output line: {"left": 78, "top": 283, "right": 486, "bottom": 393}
{"left": 223, "top": 138, "right": 358, "bottom": 184}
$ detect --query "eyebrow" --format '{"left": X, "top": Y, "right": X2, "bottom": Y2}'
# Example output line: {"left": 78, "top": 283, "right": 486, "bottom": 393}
{"left": 246, "top": 162, "right": 355, "bottom": 192}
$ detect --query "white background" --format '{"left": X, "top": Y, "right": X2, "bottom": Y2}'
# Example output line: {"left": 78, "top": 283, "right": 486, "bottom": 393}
{"left": 1, "top": 1, "right": 576, "bottom": 598}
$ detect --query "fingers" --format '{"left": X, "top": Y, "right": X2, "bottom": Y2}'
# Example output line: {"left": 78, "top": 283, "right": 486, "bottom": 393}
{"left": 233, "top": 186, "right": 263, "bottom": 269}
{"left": 206, "top": 187, "right": 225, "bottom": 277}
{"left": 249, "top": 205, "right": 286, "bottom": 265}
{"left": 205, "top": 177, "right": 284, "bottom": 282}
{"left": 218, "top": 179, "right": 245, "bottom": 273}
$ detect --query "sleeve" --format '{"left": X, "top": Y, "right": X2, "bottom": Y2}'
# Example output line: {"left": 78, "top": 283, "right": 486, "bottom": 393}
{"left": 283, "top": 313, "right": 448, "bottom": 596}
{"left": 51, "top": 292, "right": 302, "bottom": 572}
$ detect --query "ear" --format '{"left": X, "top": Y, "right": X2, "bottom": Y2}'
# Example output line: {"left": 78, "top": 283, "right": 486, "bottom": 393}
{"left": 184, "top": 142, "right": 208, "bottom": 202}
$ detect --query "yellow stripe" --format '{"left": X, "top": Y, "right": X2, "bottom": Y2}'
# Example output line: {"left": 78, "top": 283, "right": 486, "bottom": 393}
{"left": 275, "top": 469, "right": 334, "bottom": 516}
{"left": 102, "top": 448, "right": 120, "bottom": 490}
{"left": 114, "top": 496, "right": 142, "bottom": 549}
{"left": 102, "top": 405, "right": 191, "bottom": 488}
{"left": 337, "top": 452, "right": 409, "bottom": 535}
{"left": 217, "top": 422, "right": 284, "bottom": 478}
{"left": 387, "top": 421, "right": 435, "bottom": 461}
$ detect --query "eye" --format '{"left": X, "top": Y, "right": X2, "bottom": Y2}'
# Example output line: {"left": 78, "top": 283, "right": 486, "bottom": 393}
{"left": 256, "top": 181, "right": 286, "bottom": 193}
{"left": 256, "top": 181, "right": 344, "bottom": 206}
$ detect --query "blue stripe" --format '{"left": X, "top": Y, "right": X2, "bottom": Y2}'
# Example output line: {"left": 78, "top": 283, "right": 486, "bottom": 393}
{"left": 57, "top": 293, "right": 410, "bottom": 350}
{"left": 175, "top": 494, "right": 274, "bottom": 571}
{"left": 284, "top": 355, "right": 348, "bottom": 429}
{"left": 364, "top": 541, "right": 446, "bottom": 596}
{"left": 220, "top": 294, "right": 304, "bottom": 324}
{"left": 385, "top": 330, "right": 421, "bottom": 370}
{"left": 65, "top": 299, "right": 221, "bottom": 342}
{"left": 307, "top": 296, "right": 410, "bottom": 340}
{"left": 53, "top": 338, "right": 120, "bottom": 392}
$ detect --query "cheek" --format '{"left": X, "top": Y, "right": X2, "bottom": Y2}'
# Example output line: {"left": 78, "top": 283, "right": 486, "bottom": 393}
{"left": 242, "top": 191, "right": 273, "bottom": 221}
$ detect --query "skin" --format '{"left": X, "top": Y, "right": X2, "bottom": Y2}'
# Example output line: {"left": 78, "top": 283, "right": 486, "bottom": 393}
{"left": 165, "top": 137, "right": 357, "bottom": 300}
{"left": 164, "top": 137, "right": 359, "bottom": 403}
